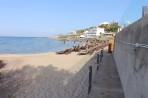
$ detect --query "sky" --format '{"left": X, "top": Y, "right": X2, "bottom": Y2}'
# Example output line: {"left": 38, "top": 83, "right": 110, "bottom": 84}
{"left": 121, "top": 0, "right": 147, "bottom": 26}
{"left": 0, "top": 0, "right": 132, "bottom": 37}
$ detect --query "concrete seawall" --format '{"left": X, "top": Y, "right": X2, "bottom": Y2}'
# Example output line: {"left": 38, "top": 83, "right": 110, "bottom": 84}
{"left": 114, "top": 16, "right": 148, "bottom": 98}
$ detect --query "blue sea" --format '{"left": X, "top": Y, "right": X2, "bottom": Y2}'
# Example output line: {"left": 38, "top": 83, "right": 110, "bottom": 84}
{"left": 0, "top": 37, "right": 82, "bottom": 54}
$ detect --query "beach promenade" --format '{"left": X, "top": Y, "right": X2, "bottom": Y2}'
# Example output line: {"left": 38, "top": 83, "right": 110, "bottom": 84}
{"left": 85, "top": 50, "right": 125, "bottom": 98}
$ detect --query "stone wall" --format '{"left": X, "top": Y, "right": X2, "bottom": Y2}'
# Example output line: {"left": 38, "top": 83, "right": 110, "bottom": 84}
{"left": 114, "top": 16, "right": 148, "bottom": 98}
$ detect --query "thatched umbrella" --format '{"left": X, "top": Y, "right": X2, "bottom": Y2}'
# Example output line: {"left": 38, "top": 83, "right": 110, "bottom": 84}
{"left": 79, "top": 38, "right": 99, "bottom": 51}
{"left": 78, "top": 38, "right": 98, "bottom": 52}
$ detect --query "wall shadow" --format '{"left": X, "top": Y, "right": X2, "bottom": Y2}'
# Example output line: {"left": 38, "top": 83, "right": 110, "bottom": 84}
{"left": 0, "top": 53, "right": 98, "bottom": 98}
{"left": 0, "top": 64, "right": 75, "bottom": 98}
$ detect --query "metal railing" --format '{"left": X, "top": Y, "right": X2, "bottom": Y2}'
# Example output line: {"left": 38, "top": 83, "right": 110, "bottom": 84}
{"left": 116, "top": 40, "right": 148, "bottom": 49}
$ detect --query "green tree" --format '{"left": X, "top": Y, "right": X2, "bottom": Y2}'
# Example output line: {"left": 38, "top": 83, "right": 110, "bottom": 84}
{"left": 108, "top": 22, "right": 120, "bottom": 32}
{"left": 76, "top": 30, "right": 84, "bottom": 34}
{"left": 99, "top": 24, "right": 108, "bottom": 29}
{"left": 99, "top": 22, "right": 120, "bottom": 32}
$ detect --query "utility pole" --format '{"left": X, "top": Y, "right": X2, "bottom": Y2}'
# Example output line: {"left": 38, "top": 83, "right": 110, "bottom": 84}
{"left": 142, "top": 0, "right": 148, "bottom": 17}
{"left": 142, "top": 0, "right": 144, "bottom": 17}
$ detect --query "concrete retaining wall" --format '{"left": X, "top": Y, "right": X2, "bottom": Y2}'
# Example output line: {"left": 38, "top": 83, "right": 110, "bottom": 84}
{"left": 114, "top": 16, "right": 148, "bottom": 98}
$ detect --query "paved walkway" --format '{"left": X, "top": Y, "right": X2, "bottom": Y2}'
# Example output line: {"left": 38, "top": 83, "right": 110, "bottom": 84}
{"left": 85, "top": 50, "right": 125, "bottom": 98}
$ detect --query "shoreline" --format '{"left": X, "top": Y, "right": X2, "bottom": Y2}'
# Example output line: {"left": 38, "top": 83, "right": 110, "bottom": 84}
{"left": 0, "top": 51, "right": 55, "bottom": 56}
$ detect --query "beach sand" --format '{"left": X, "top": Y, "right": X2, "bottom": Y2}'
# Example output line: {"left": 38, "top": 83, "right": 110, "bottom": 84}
{"left": 0, "top": 52, "right": 86, "bottom": 70}
{"left": 0, "top": 52, "right": 90, "bottom": 98}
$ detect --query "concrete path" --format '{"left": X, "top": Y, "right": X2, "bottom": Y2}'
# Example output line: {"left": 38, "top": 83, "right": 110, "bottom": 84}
{"left": 85, "top": 50, "right": 125, "bottom": 98}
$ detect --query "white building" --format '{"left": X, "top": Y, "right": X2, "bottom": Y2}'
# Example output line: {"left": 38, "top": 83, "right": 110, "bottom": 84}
{"left": 80, "top": 27, "right": 105, "bottom": 38}
{"left": 118, "top": 26, "right": 123, "bottom": 32}
{"left": 97, "top": 27, "right": 105, "bottom": 35}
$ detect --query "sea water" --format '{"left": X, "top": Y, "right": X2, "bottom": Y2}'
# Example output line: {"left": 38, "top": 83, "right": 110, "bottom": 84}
{"left": 0, "top": 37, "right": 82, "bottom": 54}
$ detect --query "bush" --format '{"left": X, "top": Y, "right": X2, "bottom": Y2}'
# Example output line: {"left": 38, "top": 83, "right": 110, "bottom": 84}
{"left": 76, "top": 30, "right": 84, "bottom": 34}
{"left": 99, "top": 36, "right": 102, "bottom": 38}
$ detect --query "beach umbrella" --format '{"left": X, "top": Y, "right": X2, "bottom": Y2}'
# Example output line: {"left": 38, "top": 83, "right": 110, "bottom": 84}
{"left": 79, "top": 38, "right": 100, "bottom": 51}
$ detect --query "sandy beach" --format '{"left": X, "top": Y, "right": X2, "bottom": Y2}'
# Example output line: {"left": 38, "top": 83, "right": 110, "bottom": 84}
{"left": 0, "top": 52, "right": 91, "bottom": 98}
{"left": 0, "top": 52, "right": 86, "bottom": 70}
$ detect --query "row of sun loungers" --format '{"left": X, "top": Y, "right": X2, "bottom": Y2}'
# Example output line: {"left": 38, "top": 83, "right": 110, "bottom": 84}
{"left": 56, "top": 41, "right": 109, "bottom": 55}
{"left": 78, "top": 43, "right": 109, "bottom": 55}
{"left": 56, "top": 48, "right": 73, "bottom": 55}
{"left": 56, "top": 45, "right": 88, "bottom": 55}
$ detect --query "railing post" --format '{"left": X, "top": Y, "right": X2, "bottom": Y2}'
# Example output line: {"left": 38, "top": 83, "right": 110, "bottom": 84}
{"left": 97, "top": 54, "right": 100, "bottom": 70}
{"left": 100, "top": 49, "right": 103, "bottom": 61}
{"left": 88, "top": 66, "right": 92, "bottom": 94}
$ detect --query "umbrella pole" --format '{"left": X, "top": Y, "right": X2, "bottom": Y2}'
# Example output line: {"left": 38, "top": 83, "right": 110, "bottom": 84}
{"left": 87, "top": 40, "right": 88, "bottom": 52}
{"left": 64, "top": 41, "right": 66, "bottom": 50}
{"left": 74, "top": 40, "right": 76, "bottom": 46}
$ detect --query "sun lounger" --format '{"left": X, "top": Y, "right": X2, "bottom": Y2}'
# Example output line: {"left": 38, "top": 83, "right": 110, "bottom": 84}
{"left": 56, "top": 51, "right": 65, "bottom": 54}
